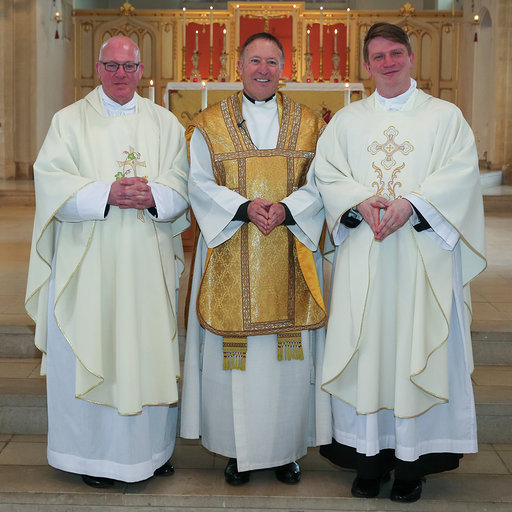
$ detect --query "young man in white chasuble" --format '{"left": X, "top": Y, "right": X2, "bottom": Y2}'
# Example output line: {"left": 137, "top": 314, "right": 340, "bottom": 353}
{"left": 315, "top": 22, "right": 486, "bottom": 503}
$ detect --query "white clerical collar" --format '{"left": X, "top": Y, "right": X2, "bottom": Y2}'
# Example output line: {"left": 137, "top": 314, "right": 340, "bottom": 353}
{"left": 243, "top": 91, "right": 276, "bottom": 105}
{"left": 100, "top": 87, "right": 137, "bottom": 117}
{"left": 375, "top": 78, "right": 417, "bottom": 111}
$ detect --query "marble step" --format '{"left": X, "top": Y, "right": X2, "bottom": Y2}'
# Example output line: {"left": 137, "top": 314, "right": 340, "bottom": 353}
{"left": 1, "top": 360, "right": 511, "bottom": 443}
{"left": 0, "top": 437, "right": 511, "bottom": 512}
{"left": 0, "top": 463, "right": 511, "bottom": 512}
{"left": 0, "top": 326, "right": 187, "bottom": 362}
{"left": 2, "top": 326, "right": 512, "bottom": 366}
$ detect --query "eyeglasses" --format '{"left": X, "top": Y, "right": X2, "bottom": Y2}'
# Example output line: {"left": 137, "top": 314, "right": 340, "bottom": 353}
{"left": 100, "top": 61, "right": 140, "bottom": 73}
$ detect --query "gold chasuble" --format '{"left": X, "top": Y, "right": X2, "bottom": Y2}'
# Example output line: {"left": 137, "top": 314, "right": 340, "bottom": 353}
{"left": 186, "top": 92, "right": 326, "bottom": 369}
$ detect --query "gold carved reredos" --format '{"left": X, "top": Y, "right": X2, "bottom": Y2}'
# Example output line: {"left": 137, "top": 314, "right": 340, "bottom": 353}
{"left": 400, "top": 2, "right": 416, "bottom": 18}
{"left": 74, "top": 2, "right": 461, "bottom": 103}
{"left": 120, "top": 2, "right": 135, "bottom": 16}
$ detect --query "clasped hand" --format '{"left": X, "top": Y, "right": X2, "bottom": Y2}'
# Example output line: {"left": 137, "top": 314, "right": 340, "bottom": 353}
{"left": 108, "top": 177, "right": 155, "bottom": 210}
{"left": 357, "top": 195, "right": 413, "bottom": 241}
{"left": 247, "top": 198, "right": 286, "bottom": 235}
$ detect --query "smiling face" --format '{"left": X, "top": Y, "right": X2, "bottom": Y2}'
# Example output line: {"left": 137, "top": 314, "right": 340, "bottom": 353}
{"left": 96, "top": 36, "right": 144, "bottom": 105}
{"left": 237, "top": 38, "right": 284, "bottom": 101}
{"left": 364, "top": 36, "right": 414, "bottom": 98}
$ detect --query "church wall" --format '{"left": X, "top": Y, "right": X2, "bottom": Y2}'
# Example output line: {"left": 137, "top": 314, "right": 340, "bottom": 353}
{"left": 13, "top": 0, "right": 37, "bottom": 179}
{"left": 460, "top": 0, "right": 512, "bottom": 170}
{"left": 0, "top": 0, "right": 73, "bottom": 180}
{"left": 492, "top": 0, "right": 512, "bottom": 171}
{"left": 0, "top": 0, "right": 16, "bottom": 180}
{"left": 35, "top": 0, "right": 74, "bottom": 155}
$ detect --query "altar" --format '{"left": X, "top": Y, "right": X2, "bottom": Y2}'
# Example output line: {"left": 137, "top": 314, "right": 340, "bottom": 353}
{"left": 164, "top": 81, "right": 366, "bottom": 127}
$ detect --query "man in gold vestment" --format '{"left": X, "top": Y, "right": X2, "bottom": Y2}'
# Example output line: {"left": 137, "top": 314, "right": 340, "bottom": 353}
{"left": 25, "top": 36, "right": 189, "bottom": 487}
{"left": 180, "top": 33, "right": 331, "bottom": 485}
{"left": 315, "top": 23, "right": 486, "bottom": 503}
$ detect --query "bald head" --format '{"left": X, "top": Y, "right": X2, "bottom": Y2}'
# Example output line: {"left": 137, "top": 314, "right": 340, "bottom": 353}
{"left": 96, "top": 35, "right": 144, "bottom": 105}
{"left": 99, "top": 35, "right": 140, "bottom": 62}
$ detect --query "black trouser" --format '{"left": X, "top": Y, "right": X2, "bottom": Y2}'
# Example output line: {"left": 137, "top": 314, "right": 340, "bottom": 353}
{"left": 320, "top": 439, "right": 462, "bottom": 481}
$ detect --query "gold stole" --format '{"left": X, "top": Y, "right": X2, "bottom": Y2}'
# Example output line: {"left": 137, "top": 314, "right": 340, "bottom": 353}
{"left": 187, "top": 92, "right": 326, "bottom": 369}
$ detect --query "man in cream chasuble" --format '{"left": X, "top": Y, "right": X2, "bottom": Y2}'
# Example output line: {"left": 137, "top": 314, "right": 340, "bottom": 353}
{"left": 25, "top": 36, "right": 189, "bottom": 486}
{"left": 315, "top": 23, "right": 486, "bottom": 503}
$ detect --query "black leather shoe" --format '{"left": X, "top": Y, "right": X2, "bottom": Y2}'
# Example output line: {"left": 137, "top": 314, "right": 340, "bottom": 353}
{"left": 154, "top": 460, "right": 175, "bottom": 477}
{"left": 81, "top": 474, "right": 114, "bottom": 488}
{"left": 390, "top": 478, "right": 424, "bottom": 502}
{"left": 351, "top": 472, "right": 390, "bottom": 498}
{"left": 224, "top": 458, "right": 250, "bottom": 486}
{"left": 275, "top": 461, "right": 301, "bottom": 484}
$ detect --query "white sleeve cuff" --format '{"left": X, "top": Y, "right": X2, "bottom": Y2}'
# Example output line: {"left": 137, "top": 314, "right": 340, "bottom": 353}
{"left": 148, "top": 183, "right": 188, "bottom": 221}
{"left": 56, "top": 182, "right": 110, "bottom": 222}
{"left": 406, "top": 194, "right": 460, "bottom": 250}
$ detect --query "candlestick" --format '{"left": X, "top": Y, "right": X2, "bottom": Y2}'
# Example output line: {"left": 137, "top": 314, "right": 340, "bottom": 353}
{"left": 344, "top": 82, "right": 350, "bottom": 105}
{"left": 210, "top": 6, "right": 214, "bottom": 47}
{"left": 201, "top": 81, "right": 208, "bottom": 110}
{"left": 195, "top": 30, "right": 199, "bottom": 52}
{"left": 307, "top": 28, "right": 310, "bottom": 53}
{"left": 148, "top": 79, "right": 155, "bottom": 102}
{"left": 320, "top": 6, "right": 323, "bottom": 48}
{"left": 182, "top": 7, "right": 186, "bottom": 48}
{"left": 334, "top": 28, "right": 338, "bottom": 53}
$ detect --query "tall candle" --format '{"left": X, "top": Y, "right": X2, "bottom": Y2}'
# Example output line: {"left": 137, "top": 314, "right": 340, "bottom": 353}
{"left": 344, "top": 82, "right": 350, "bottom": 105}
{"left": 334, "top": 29, "right": 338, "bottom": 53}
{"left": 346, "top": 8, "right": 350, "bottom": 50}
{"left": 223, "top": 28, "right": 226, "bottom": 52}
{"left": 307, "top": 29, "right": 310, "bottom": 53}
{"left": 210, "top": 6, "right": 214, "bottom": 47}
{"left": 195, "top": 30, "right": 199, "bottom": 52}
{"left": 182, "top": 8, "right": 186, "bottom": 48}
{"left": 148, "top": 79, "right": 155, "bottom": 102}
{"left": 292, "top": 5, "right": 297, "bottom": 49}
{"left": 235, "top": 5, "right": 240, "bottom": 50}
{"left": 320, "top": 6, "right": 323, "bottom": 47}
{"left": 201, "top": 81, "right": 208, "bottom": 110}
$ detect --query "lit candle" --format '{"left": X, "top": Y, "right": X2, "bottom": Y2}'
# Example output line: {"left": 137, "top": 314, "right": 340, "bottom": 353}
{"left": 346, "top": 8, "right": 350, "bottom": 50}
{"left": 344, "top": 82, "right": 350, "bottom": 105}
{"left": 307, "top": 28, "right": 310, "bottom": 53}
{"left": 210, "top": 6, "right": 214, "bottom": 47}
{"left": 183, "top": 7, "right": 186, "bottom": 49}
{"left": 201, "top": 81, "right": 208, "bottom": 110}
{"left": 148, "top": 79, "right": 155, "bottom": 102}
{"left": 195, "top": 30, "right": 199, "bottom": 52}
{"left": 320, "top": 6, "right": 323, "bottom": 48}
{"left": 223, "top": 28, "right": 226, "bottom": 52}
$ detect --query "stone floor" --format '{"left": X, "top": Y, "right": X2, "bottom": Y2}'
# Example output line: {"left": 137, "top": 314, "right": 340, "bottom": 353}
{"left": 0, "top": 180, "right": 511, "bottom": 510}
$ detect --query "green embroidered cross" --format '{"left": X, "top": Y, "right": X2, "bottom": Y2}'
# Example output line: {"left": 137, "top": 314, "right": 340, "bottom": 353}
{"left": 115, "top": 146, "right": 147, "bottom": 180}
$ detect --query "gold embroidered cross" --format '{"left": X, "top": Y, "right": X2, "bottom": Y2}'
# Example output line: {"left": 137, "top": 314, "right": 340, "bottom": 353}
{"left": 368, "top": 126, "right": 413, "bottom": 170}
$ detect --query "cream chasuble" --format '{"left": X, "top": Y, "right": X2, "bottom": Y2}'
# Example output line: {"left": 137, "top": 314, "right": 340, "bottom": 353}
{"left": 180, "top": 94, "right": 332, "bottom": 471}
{"left": 26, "top": 86, "right": 190, "bottom": 415}
{"left": 315, "top": 88, "right": 486, "bottom": 458}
